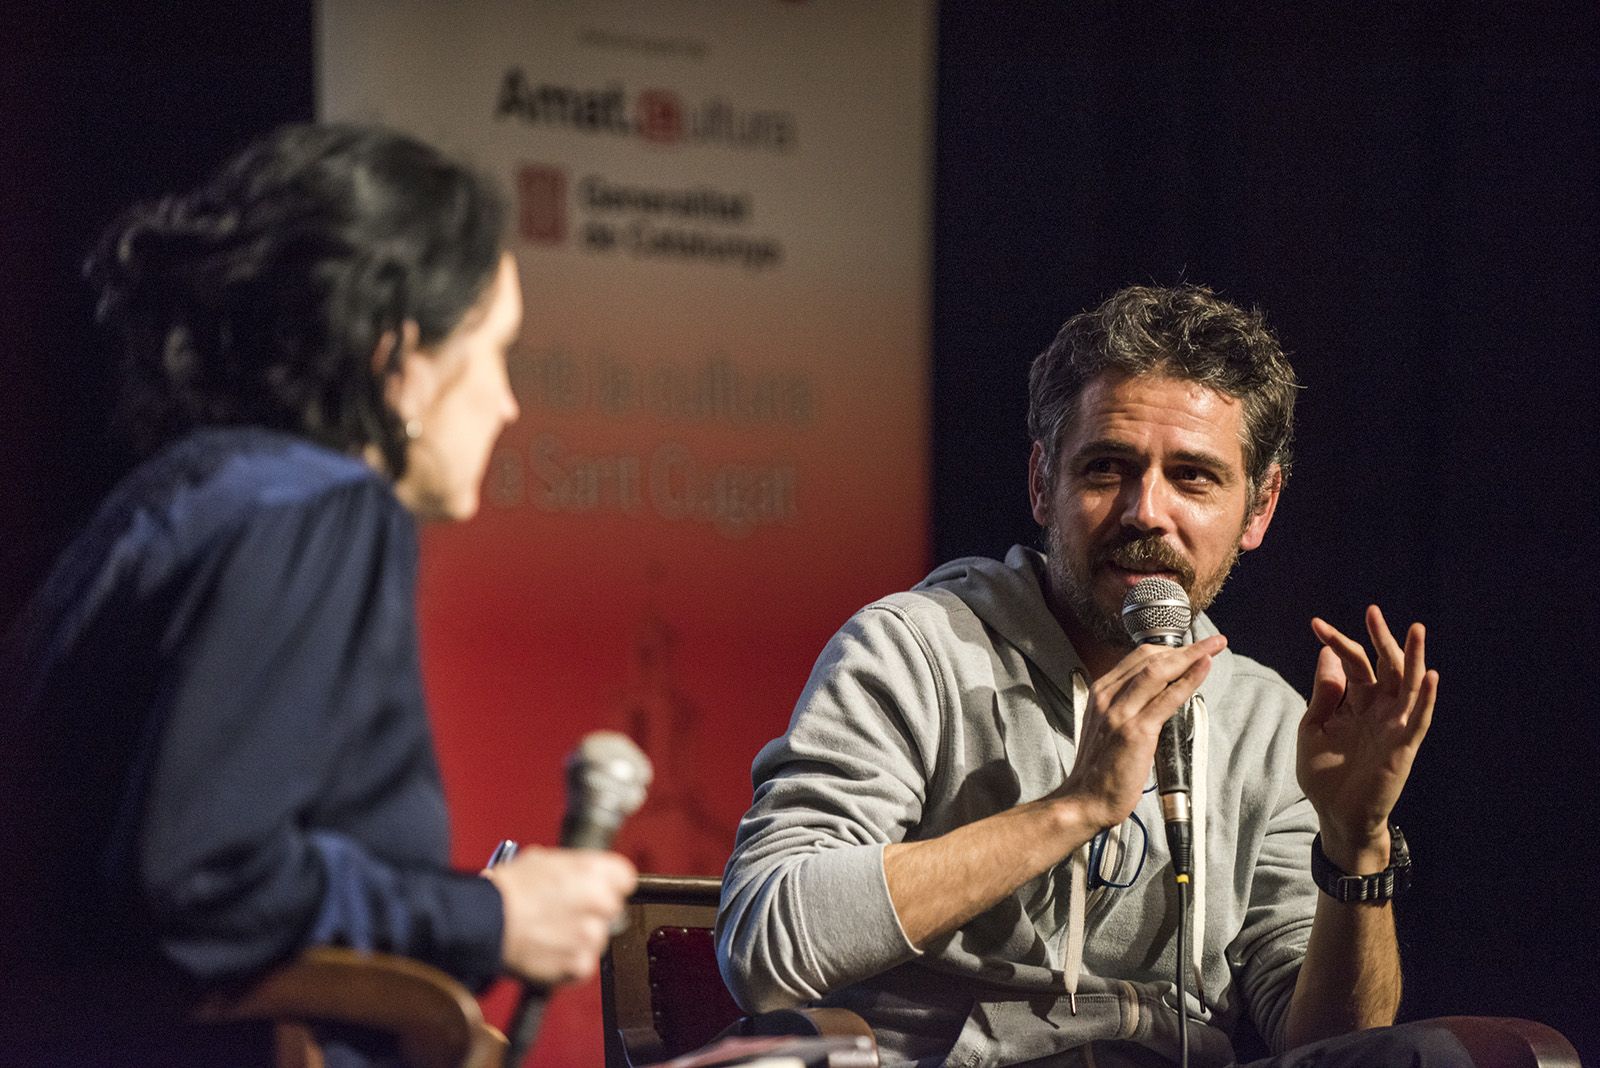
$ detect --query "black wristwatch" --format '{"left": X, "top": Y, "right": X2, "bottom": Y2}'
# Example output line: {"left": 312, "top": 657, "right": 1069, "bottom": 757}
{"left": 1311, "top": 823, "right": 1411, "bottom": 903}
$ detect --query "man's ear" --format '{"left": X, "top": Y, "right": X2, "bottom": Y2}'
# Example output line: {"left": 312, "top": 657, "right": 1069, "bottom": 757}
{"left": 377, "top": 322, "right": 427, "bottom": 421}
{"left": 1028, "top": 442, "right": 1051, "bottom": 527}
{"left": 1239, "top": 464, "right": 1283, "bottom": 552}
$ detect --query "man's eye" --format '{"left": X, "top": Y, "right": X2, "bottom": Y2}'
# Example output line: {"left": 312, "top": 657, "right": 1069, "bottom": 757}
{"left": 1084, "top": 458, "right": 1120, "bottom": 477}
{"left": 1175, "top": 466, "right": 1215, "bottom": 485}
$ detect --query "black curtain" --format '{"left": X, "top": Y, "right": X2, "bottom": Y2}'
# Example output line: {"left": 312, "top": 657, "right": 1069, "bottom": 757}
{"left": 0, "top": 2, "right": 315, "bottom": 626}
{"left": 935, "top": 4, "right": 1598, "bottom": 1059}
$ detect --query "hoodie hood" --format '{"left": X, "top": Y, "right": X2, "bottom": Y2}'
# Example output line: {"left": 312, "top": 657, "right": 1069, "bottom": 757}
{"left": 918, "top": 544, "right": 1237, "bottom": 711}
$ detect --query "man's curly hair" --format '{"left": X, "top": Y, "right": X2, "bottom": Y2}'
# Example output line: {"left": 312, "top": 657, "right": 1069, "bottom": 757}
{"left": 1028, "top": 284, "right": 1300, "bottom": 508}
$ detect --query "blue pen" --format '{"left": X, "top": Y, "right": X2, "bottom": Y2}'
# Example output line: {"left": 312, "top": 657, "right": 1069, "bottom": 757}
{"left": 487, "top": 839, "right": 519, "bottom": 868}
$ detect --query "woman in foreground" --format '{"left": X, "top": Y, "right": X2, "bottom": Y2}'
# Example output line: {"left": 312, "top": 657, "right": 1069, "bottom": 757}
{"left": 0, "top": 124, "right": 633, "bottom": 1065}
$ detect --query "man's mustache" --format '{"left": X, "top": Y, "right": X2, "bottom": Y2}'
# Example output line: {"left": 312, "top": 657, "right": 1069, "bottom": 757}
{"left": 1099, "top": 535, "right": 1197, "bottom": 588}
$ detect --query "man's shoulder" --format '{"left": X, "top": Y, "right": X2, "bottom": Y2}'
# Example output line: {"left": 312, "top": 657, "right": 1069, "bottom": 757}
{"left": 1205, "top": 645, "right": 1307, "bottom": 741}
{"left": 1222, "top": 650, "right": 1301, "bottom": 699}
{"left": 865, "top": 585, "right": 974, "bottom": 625}
{"left": 822, "top": 589, "right": 988, "bottom": 678}
{"left": 844, "top": 583, "right": 1015, "bottom": 663}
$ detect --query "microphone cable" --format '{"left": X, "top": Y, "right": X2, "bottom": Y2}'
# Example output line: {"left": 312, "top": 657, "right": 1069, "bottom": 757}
{"left": 1175, "top": 870, "right": 1190, "bottom": 1068}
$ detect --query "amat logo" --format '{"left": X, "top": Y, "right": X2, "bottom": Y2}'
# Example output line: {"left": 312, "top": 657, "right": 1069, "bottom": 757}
{"left": 517, "top": 165, "right": 567, "bottom": 245}
{"left": 496, "top": 70, "right": 796, "bottom": 154}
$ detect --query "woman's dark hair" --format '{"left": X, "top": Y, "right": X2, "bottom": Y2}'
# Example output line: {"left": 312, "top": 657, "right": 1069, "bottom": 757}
{"left": 85, "top": 123, "right": 507, "bottom": 475}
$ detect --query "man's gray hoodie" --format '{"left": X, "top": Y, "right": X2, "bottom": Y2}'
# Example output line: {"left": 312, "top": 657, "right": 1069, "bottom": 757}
{"left": 716, "top": 547, "right": 1318, "bottom": 1067}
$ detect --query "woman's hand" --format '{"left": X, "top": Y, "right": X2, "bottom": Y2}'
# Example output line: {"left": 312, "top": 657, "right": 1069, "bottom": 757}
{"left": 485, "top": 845, "right": 638, "bottom": 985}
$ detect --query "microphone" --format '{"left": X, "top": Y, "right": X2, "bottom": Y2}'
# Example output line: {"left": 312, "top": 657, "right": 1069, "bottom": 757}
{"left": 1120, "top": 577, "right": 1195, "bottom": 879}
{"left": 504, "top": 731, "right": 652, "bottom": 1068}
{"left": 559, "top": 730, "right": 653, "bottom": 850}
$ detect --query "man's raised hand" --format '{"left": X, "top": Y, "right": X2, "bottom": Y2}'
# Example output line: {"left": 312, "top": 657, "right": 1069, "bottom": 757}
{"left": 1297, "top": 605, "right": 1438, "bottom": 873}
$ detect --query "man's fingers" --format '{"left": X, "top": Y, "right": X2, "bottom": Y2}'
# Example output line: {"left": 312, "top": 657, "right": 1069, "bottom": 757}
{"left": 1401, "top": 622, "right": 1428, "bottom": 695}
{"left": 1311, "top": 616, "right": 1377, "bottom": 686}
{"left": 1365, "top": 605, "right": 1406, "bottom": 686}
{"left": 1094, "top": 640, "right": 1175, "bottom": 695}
{"left": 1102, "top": 636, "right": 1224, "bottom": 715}
{"left": 1303, "top": 644, "right": 1347, "bottom": 730}
{"left": 1156, "top": 654, "right": 1214, "bottom": 720}
{"left": 1403, "top": 668, "right": 1439, "bottom": 745}
{"left": 1126, "top": 647, "right": 1217, "bottom": 731}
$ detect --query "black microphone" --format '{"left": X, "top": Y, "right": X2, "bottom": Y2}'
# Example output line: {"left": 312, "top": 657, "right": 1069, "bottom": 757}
{"left": 504, "top": 731, "right": 652, "bottom": 1068}
{"left": 1120, "top": 577, "right": 1195, "bottom": 879}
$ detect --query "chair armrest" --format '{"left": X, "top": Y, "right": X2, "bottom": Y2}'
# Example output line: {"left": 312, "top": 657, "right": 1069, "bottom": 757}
{"left": 194, "top": 947, "right": 506, "bottom": 1068}
{"left": 732, "top": 1008, "right": 875, "bottom": 1044}
{"left": 725, "top": 1008, "right": 878, "bottom": 1066}
{"left": 1418, "top": 1016, "right": 1581, "bottom": 1068}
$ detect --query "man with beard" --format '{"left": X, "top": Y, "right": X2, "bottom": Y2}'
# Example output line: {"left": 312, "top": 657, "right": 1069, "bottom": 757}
{"left": 717, "top": 285, "right": 1449, "bottom": 1067}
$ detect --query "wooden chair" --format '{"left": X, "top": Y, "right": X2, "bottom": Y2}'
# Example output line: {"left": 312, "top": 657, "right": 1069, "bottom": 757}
{"left": 599, "top": 874, "right": 877, "bottom": 1067}
{"left": 195, "top": 946, "right": 507, "bottom": 1068}
{"left": 1419, "top": 1017, "right": 1581, "bottom": 1068}
{"left": 1233, "top": 1011, "right": 1579, "bottom": 1068}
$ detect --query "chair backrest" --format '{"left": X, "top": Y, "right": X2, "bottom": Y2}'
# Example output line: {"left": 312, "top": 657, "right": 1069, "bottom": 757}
{"left": 599, "top": 874, "right": 743, "bottom": 1068}
{"left": 195, "top": 947, "right": 506, "bottom": 1068}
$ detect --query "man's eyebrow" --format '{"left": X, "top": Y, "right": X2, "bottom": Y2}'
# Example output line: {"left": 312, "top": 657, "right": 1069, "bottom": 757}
{"left": 1177, "top": 447, "right": 1235, "bottom": 470}
{"left": 1169, "top": 448, "right": 1238, "bottom": 481}
{"left": 1069, "top": 439, "right": 1240, "bottom": 482}
{"left": 1070, "top": 438, "right": 1142, "bottom": 462}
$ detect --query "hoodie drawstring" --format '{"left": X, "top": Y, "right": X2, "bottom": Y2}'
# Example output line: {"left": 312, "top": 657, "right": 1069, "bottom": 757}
{"left": 1057, "top": 672, "right": 1208, "bottom": 1015}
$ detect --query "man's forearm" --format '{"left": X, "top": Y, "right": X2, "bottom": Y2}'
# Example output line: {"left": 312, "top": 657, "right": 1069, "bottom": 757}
{"left": 1283, "top": 831, "right": 1403, "bottom": 1048}
{"left": 1284, "top": 895, "right": 1402, "bottom": 1046}
{"left": 883, "top": 796, "right": 1101, "bottom": 949}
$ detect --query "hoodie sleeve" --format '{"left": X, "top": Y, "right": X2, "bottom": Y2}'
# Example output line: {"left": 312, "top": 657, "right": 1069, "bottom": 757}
{"left": 1223, "top": 679, "right": 1319, "bottom": 1053}
{"left": 715, "top": 601, "right": 942, "bottom": 1012}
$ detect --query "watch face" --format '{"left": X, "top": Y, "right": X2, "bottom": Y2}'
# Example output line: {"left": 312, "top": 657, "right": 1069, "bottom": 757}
{"left": 1388, "top": 823, "right": 1410, "bottom": 866}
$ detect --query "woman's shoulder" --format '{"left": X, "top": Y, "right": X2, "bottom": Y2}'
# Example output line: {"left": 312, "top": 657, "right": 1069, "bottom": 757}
{"left": 3, "top": 429, "right": 404, "bottom": 699}
{"left": 162, "top": 426, "right": 386, "bottom": 506}
{"left": 60, "top": 429, "right": 399, "bottom": 608}
{"left": 110, "top": 427, "right": 391, "bottom": 537}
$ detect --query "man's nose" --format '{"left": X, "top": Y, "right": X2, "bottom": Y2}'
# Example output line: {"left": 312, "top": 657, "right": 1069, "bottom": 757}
{"left": 1119, "top": 471, "right": 1172, "bottom": 533}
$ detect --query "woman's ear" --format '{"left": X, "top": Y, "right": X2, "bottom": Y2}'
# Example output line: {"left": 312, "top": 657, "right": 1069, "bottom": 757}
{"left": 377, "top": 322, "right": 428, "bottom": 420}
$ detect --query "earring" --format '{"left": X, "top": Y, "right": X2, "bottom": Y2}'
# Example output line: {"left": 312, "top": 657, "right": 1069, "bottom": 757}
{"left": 404, "top": 418, "right": 423, "bottom": 441}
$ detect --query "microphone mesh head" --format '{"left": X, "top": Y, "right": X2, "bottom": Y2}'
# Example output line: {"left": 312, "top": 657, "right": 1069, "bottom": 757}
{"left": 1120, "top": 576, "right": 1192, "bottom": 645}
{"left": 567, "top": 730, "right": 653, "bottom": 822}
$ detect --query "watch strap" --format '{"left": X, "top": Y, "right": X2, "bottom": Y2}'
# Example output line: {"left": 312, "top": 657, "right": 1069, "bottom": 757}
{"left": 1311, "top": 823, "right": 1410, "bottom": 903}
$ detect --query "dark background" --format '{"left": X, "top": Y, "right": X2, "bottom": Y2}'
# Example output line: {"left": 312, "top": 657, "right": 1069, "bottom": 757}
{"left": 5, "top": 2, "right": 1596, "bottom": 1061}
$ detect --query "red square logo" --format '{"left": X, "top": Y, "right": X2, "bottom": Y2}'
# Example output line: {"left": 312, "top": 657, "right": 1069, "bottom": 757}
{"left": 518, "top": 165, "right": 567, "bottom": 245}
{"left": 636, "top": 89, "right": 684, "bottom": 144}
